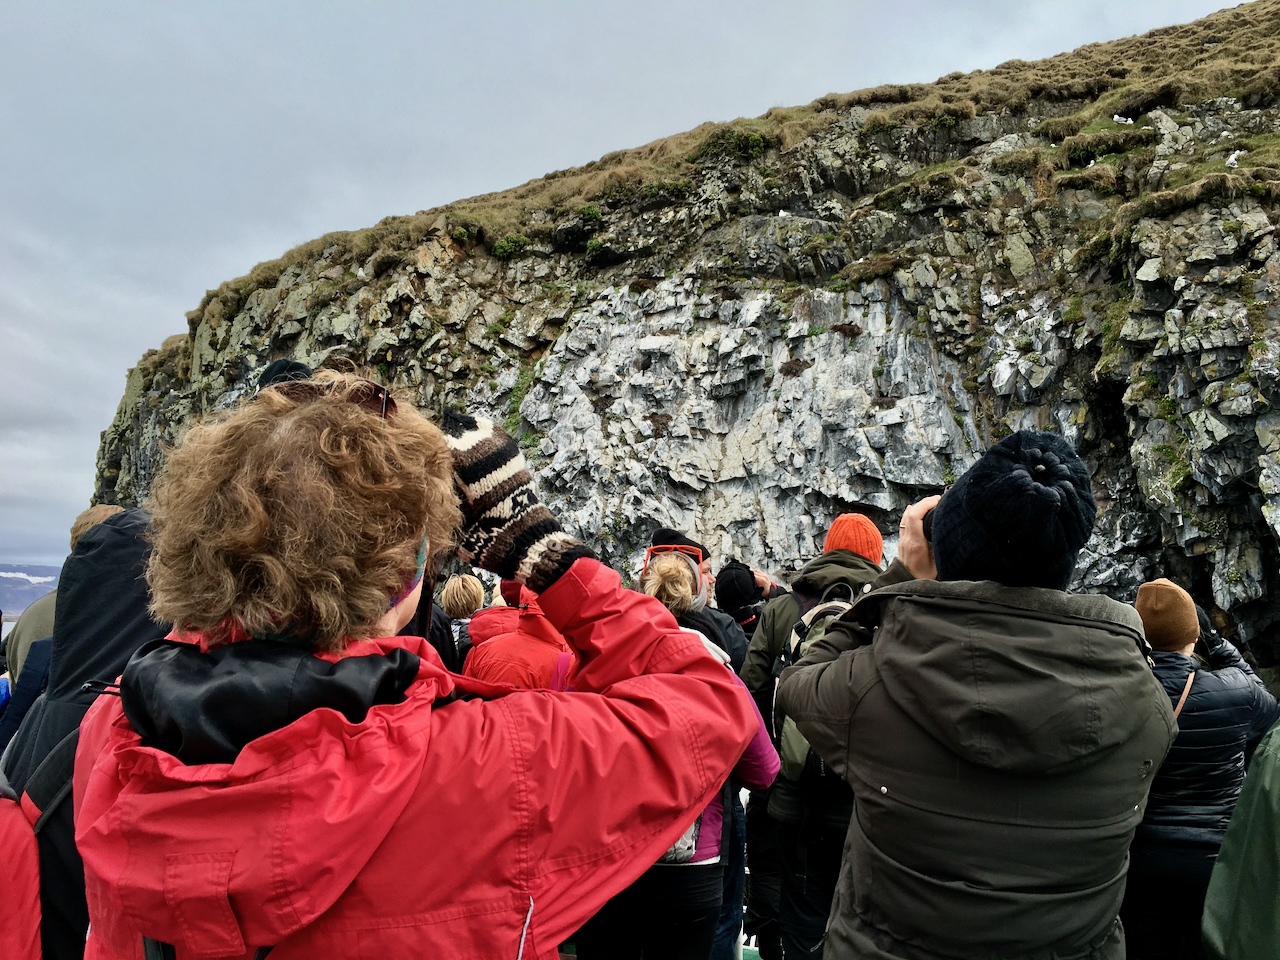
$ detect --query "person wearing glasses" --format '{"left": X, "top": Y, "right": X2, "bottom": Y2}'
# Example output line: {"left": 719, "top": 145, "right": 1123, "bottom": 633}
{"left": 72, "top": 371, "right": 759, "bottom": 960}
{"left": 649, "top": 529, "right": 751, "bottom": 674}
{"left": 775, "top": 431, "right": 1177, "bottom": 960}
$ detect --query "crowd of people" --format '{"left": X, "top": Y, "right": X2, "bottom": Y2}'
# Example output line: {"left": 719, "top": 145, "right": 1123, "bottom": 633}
{"left": 1, "top": 365, "right": 1278, "bottom": 960}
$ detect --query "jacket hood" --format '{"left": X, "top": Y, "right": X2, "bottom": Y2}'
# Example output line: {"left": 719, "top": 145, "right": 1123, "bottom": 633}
{"left": 851, "top": 580, "right": 1170, "bottom": 774}
{"left": 51, "top": 507, "right": 172, "bottom": 702}
{"left": 792, "top": 549, "right": 882, "bottom": 597}
{"left": 467, "top": 603, "right": 522, "bottom": 644}
{"left": 76, "top": 634, "right": 508, "bottom": 953}
{"left": 3, "top": 507, "right": 171, "bottom": 796}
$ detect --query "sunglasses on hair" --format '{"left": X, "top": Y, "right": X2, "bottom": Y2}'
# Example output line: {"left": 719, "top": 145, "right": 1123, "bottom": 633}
{"left": 263, "top": 377, "right": 397, "bottom": 419}
{"left": 642, "top": 543, "right": 704, "bottom": 576}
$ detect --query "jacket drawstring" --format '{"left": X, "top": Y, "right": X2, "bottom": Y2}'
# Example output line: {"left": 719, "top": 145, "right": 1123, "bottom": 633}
{"left": 516, "top": 895, "right": 534, "bottom": 960}
{"left": 80, "top": 679, "right": 121, "bottom": 697}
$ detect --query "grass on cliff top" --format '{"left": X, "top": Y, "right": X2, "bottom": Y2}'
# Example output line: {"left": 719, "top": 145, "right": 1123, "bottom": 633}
{"left": 440, "top": 107, "right": 836, "bottom": 241}
{"left": 840, "top": 0, "right": 1280, "bottom": 126}
{"left": 199, "top": 0, "right": 1280, "bottom": 327}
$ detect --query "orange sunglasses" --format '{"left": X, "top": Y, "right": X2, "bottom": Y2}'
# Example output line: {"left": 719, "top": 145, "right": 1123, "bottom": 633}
{"left": 642, "top": 543, "right": 704, "bottom": 576}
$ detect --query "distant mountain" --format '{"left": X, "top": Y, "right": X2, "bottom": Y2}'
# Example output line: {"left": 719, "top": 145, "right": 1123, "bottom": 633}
{"left": 0, "top": 564, "right": 61, "bottom": 619}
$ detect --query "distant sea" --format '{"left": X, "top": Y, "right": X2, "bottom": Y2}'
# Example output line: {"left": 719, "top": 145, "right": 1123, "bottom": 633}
{"left": 0, "top": 564, "right": 61, "bottom": 635}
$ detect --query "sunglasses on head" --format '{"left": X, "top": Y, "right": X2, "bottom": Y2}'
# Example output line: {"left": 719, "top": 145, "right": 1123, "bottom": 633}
{"left": 643, "top": 543, "right": 704, "bottom": 576}
{"left": 262, "top": 377, "right": 397, "bottom": 419}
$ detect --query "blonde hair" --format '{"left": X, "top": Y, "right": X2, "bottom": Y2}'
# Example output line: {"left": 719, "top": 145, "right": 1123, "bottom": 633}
{"left": 146, "top": 371, "right": 461, "bottom": 653}
{"left": 441, "top": 574, "right": 485, "bottom": 619}
{"left": 642, "top": 552, "right": 698, "bottom": 616}
{"left": 70, "top": 504, "right": 125, "bottom": 550}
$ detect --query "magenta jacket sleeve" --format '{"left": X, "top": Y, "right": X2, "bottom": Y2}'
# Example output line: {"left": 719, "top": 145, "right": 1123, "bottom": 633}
{"left": 731, "top": 672, "right": 780, "bottom": 791}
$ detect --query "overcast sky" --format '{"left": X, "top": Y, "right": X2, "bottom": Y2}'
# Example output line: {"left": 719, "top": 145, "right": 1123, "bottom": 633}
{"left": 0, "top": 0, "right": 1233, "bottom": 566}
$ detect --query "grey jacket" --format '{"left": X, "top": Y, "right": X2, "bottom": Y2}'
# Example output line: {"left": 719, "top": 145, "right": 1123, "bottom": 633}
{"left": 776, "top": 578, "right": 1177, "bottom": 960}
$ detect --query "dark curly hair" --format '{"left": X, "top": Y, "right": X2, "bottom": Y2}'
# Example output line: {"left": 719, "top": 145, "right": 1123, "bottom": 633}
{"left": 146, "top": 371, "right": 460, "bottom": 652}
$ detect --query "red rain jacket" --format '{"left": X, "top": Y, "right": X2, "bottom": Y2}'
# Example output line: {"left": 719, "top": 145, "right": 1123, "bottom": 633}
{"left": 74, "top": 559, "right": 757, "bottom": 960}
{"left": 463, "top": 599, "right": 572, "bottom": 690}
{"left": 0, "top": 794, "right": 42, "bottom": 960}
{"left": 466, "top": 603, "right": 521, "bottom": 645}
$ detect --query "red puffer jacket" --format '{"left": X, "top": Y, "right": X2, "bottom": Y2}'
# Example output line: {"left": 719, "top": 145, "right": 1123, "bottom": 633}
{"left": 467, "top": 603, "right": 521, "bottom": 645}
{"left": 73, "top": 559, "right": 757, "bottom": 960}
{"left": 464, "top": 599, "right": 572, "bottom": 689}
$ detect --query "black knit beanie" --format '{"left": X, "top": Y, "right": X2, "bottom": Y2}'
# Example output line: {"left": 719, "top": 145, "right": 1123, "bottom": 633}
{"left": 651, "top": 527, "right": 709, "bottom": 559}
{"left": 931, "top": 431, "right": 1096, "bottom": 590}
{"left": 715, "top": 559, "right": 761, "bottom": 612}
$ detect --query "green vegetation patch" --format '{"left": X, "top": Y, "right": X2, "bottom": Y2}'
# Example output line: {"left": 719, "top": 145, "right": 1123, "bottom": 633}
{"left": 504, "top": 361, "right": 538, "bottom": 435}
{"left": 491, "top": 234, "right": 532, "bottom": 259}
{"left": 1054, "top": 164, "right": 1119, "bottom": 194}
{"left": 1061, "top": 127, "right": 1157, "bottom": 165}
{"left": 862, "top": 97, "right": 977, "bottom": 135}
{"left": 1094, "top": 298, "right": 1133, "bottom": 377}
{"left": 641, "top": 179, "right": 694, "bottom": 199}
{"left": 1154, "top": 435, "right": 1194, "bottom": 494}
{"left": 1038, "top": 115, "right": 1089, "bottom": 143}
{"left": 876, "top": 167, "right": 970, "bottom": 209}
{"left": 990, "top": 147, "right": 1066, "bottom": 178}
{"left": 689, "top": 128, "right": 773, "bottom": 163}
{"left": 841, "top": 254, "right": 906, "bottom": 284}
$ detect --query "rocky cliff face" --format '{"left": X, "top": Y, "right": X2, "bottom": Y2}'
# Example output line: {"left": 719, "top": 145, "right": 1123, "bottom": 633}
{"left": 97, "top": 4, "right": 1280, "bottom": 670}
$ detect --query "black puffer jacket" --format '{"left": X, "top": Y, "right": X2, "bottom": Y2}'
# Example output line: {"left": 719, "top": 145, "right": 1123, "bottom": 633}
{"left": 1137, "top": 642, "right": 1280, "bottom": 846}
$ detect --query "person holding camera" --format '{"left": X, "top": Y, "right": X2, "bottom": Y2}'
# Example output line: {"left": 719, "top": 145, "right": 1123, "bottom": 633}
{"left": 776, "top": 431, "right": 1177, "bottom": 960}
{"left": 73, "top": 373, "right": 759, "bottom": 960}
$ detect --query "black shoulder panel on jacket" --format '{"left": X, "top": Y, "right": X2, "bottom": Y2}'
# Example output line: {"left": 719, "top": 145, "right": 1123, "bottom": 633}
{"left": 121, "top": 638, "right": 422, "bottom": 765}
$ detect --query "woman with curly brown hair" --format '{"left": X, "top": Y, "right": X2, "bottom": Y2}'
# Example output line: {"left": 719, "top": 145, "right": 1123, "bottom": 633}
{"left": 73, "top": 372, "right": 758, "bottom": 960}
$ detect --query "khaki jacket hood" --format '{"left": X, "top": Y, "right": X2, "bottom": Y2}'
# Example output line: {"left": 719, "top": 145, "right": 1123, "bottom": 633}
{"left": 792, "top": 549, "right": 882, "bottom": 597}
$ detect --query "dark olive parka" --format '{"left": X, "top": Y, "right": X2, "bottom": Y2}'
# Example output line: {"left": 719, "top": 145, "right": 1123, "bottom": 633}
{"left": 776, "top": 572, "right": 1177, "bottom": 960}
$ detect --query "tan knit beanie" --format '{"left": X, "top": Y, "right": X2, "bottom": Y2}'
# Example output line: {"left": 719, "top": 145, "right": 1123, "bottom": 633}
{"left": 1134, "top": 578, "right": 1199, "bottom": 651}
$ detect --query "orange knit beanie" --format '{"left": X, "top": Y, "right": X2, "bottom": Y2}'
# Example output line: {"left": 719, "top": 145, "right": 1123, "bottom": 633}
{"left": 1134, "top": 578, "right": 1199, "bottom": 651}
{"left": 823, "top": 513, "right": 883, "bottom": 564}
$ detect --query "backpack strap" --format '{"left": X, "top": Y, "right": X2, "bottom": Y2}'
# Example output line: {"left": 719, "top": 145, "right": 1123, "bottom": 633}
{"left": 787, "top": 601, "right": 855, "bottom": 663}
{"left": 1173, "top": 671, "right": 1196, "bottom": 719}
{"left": 719, "top": 780, "right": 735, "bottom": 863}
{"left": 22, "top": 727, "right": 79, "bottom": 835}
